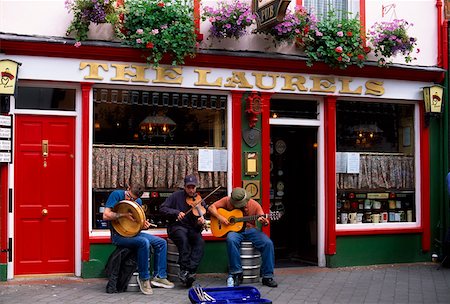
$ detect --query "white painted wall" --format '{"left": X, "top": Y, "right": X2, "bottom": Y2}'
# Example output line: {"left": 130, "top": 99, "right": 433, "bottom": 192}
{"left": 0, "top": 0, "right": 441, "bottom": 66}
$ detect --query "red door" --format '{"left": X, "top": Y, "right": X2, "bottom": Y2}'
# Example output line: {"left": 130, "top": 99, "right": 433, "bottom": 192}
{"left": 14, "top": 115, "right": 75, "bottom": 275}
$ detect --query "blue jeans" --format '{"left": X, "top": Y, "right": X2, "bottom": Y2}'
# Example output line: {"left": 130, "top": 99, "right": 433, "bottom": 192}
{"left": 226, "top": 228, "right": 275, "bottom": 279}
{"left": 112, "top": 232, "right": 168, "bottom": 281}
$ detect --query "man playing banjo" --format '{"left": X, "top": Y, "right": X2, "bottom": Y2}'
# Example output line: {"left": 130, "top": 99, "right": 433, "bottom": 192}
{"left": 103, "top": 183, "right": 174, "bottom": 295}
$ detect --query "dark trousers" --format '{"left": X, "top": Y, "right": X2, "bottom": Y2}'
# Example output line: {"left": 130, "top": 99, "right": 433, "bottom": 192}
{"left": 168, "top": 225, "right": 205, "bottom": 273}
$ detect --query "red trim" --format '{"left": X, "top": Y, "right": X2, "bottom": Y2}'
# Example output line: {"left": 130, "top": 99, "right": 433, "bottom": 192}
{"left": 437, "top": 0, "right": 443, "bottom": 68}
{"left": 90, "top": 233, "right": 225, "bottom": 244}
{"left": 336, "top": 227, "right": 423, "bottom": 236}
{"left": 231, "top": 91, "right": 243, "bottom": 188}
{"left": 194, "top": 0, "right": 204, "bottom": 41}
{"left": 360, "top": 0, "right": 366, "bottom": 44}
{"left": 0, "top": 164, "right": 8, "bottom": 263}
{"left": 0, "top": 40, "right": 444, "bottom": 83}
{"left": 443, "top": 18, "right": 448, "bottom": 70}
{"left": 81, "top": 83, "right": 92, "bottom": 262}
{"left": 260, "top": 92, "right": 273, "bottom": 236}
{"left": 324, "top": 96, "right": 337, "bottom": 255}
{"left": 420, "top": 103, "right": 431, "bottom": 252}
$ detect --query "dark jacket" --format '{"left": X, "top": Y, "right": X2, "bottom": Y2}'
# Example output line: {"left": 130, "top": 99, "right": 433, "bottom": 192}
{"left": 104, "top": 246, "right": 137, "bottom": 293}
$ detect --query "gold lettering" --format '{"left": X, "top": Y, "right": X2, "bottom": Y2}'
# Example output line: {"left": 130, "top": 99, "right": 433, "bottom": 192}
{"left": 111, "top": 64, "right": 135, "bottom": 82}
{"left": 365, "top": 80, "right": 384, "bottom": 96}
{"left": 194, "top": 69, "right": 222, "bottom": 87}
{"left": 252, "top": 72, "right": 279, "bottom": 90}
{"left": 153, "top": 67, "right": 183, "bottom": 84}
{"left": 339, "top": 77, "right": 362, "bottom": 94}
{"left": 130, "top": 65, "right": 150, "bottom": 83}
{"left": 80, "top": 62, "right": 108, "bottom": 80}
{"left": 281, "top": 75, "right": 307, "bottom": 91}
{"left": 224, "top": 72, "right": 253, "bottom": 88}
{"left": 309, "top": 76, "right": 336, "bottom": 93}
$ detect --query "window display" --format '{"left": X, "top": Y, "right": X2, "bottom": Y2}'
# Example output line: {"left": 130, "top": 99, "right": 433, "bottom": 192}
{"left": 336, "top": 101, "right": 415, "bottom": 225}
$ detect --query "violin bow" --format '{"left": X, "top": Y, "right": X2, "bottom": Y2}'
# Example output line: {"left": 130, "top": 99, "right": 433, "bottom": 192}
{"left": 184, "top": 186, "right": 221, "bottom": 216}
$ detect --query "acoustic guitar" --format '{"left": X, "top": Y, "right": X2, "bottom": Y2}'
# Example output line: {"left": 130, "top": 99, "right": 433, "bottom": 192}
{"left": 210, "top": 208, "right": 282, "bottom": 237}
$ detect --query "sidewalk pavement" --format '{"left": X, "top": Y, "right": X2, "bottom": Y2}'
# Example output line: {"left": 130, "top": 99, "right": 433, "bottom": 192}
{"left": 1, "top": 263, "right": 450, "bottom": 304}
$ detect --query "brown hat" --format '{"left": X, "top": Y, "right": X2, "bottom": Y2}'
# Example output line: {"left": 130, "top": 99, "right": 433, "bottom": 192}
{"left": 230, "top": 187, "right": 250, "bottom": 209}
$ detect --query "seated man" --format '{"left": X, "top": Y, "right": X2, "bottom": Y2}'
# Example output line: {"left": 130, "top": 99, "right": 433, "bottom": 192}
{"left": 160, "top": 175, "right": 206, "bottom": 287}
{"left": 208, "top": 187, "right": 278, "bottom": 288}
{"left": 103, "top": 183, "right": 174, "bottom": 295}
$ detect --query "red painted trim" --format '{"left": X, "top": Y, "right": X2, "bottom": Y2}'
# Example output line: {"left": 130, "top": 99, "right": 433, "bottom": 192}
{"left": 0, "top": 40, "right": 444, "bottom": 83}
{"left": 420, "top": 103, "right": 431, "bottom": 252}
{"left": 231, "top": 91, "right": 243, "bottom": 188}
{"left": 81, "top": 83, "right": 93, "bottom": 262}
{"left": 443, "top": 20, "right": 448, "bottom": 70}
{"left": 260, "top": 92, "right": 273, "bottom": 236}
{"left": 324, "top": 96, "right": 337, "bottom": 255}
{"left": 0, "top": 164, "right": 8, "bottom": 263}
{"left": 437, "top": 0, "right": 443, "bottom": 68}
{"left": 360, "top": 0, "right": 366, "bottom": 44}
{"left": 90, "top": 234, "right": 226, "bottom": 243}
{"left": 336, "top": 227, "right": 423, "bottom": 236}
{"left": 194, "top": 0, "right": 204, "bottom": 41}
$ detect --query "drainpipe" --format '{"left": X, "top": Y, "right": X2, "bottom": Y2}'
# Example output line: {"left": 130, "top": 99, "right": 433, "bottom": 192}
{"left": 437, "top": 0, "right": 443, "bottom": 68}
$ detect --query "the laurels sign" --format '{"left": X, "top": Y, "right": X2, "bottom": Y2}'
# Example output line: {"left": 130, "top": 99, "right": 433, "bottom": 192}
{"left": 252, "top": 0, "right": 291, "bottom": 30}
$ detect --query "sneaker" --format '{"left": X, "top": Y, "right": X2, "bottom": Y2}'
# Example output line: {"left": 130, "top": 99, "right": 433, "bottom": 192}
{"left": 151, "top": 277, "right": 175, "bottom": 289}
{"left": 137, "top": 278, "right": 153, "bottom": 295}
{"left": 178, "top": 270, "right": 188, "bottom": 283}
{"left": 185, "top": 272, "right": 196, "bottom": 288}
{"left": 232, "top": 273, "right": 243, "bottom": 287}
{"left": 262, "top": 277, "right": 278, "bottom": 288}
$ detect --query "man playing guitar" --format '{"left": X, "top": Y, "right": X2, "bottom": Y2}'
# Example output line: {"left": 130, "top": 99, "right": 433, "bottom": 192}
{"left": 208, "top": 187, "right": 278, "bottom": 288}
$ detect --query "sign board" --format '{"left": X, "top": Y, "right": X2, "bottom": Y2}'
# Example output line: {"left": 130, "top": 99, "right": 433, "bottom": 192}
{"left": 252, "top": 0, "right": 291, "bottom": 30}
{"left": 0, "top": 114, "right": 12, "bottom": 163}
{"left": 198, "top": 149, "right": 227, "bottom": 172}
{"left": 0, "top": 59, "right": 21, "bottom": 95}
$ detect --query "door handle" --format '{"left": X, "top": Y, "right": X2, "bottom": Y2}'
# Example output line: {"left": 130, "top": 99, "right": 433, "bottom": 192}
{"left": 42, "top": 140, "right": 48, "bottom": 157}
{"left": 41, "top": 209, "right": 48, "bottom": 216}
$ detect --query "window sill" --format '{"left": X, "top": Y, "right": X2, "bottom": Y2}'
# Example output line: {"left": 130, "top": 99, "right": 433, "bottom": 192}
{"left": 336, "top": 222, "right": 422, "bottom": 236}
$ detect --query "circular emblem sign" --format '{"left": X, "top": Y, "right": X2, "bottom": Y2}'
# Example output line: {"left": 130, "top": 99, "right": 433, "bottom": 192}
{"left": 275, "top": 140, "right": 286, "bottom": 154}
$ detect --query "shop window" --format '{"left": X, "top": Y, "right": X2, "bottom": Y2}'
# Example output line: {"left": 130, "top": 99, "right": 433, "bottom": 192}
{"left": 270, "top": 99, "right": 318, "bottom": 119}
{"left": 92, "top": 88, "right": 228, "bottom": 230}
{"left": 16, "top": 87, "right": 76, "bottom": 111}
{"left": 336, "top": 101, "right": 416, "bottom": 225}
{"left": 303, "top": 0, "right": 359, "bottom": 19}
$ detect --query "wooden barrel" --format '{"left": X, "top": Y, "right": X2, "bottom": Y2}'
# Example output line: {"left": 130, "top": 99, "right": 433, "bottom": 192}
{"left": 240, "top": 241, "right": 261, "bottom": 283}
{"left": 167, "top": 238, "right": 180, "bottom": 282}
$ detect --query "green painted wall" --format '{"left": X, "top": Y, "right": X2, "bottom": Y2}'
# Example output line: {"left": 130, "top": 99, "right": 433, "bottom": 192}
{"left": 327, "top": 234, "right": 429, "bottom": 267}
{"left": 0, "top": 264, "right": 6, "bottom": 281}
{"left": 82, "top": 241, "right": 228, "bottom": 278}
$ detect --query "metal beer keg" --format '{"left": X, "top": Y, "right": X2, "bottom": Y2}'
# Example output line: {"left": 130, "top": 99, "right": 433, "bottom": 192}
{"left": 240, "top": 241, "right": 261, "bottom": 283}
{"left": 167, "top": 238, "right": 180, "bottom": 282}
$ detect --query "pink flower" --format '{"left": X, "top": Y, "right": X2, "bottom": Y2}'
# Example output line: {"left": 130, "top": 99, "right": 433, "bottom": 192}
{"left": 136, "top": 38, "right": 142, "bottom": 44}
{"left": 151, "top": 29, "right": 159, "bottom": 35}
{"left": 74, "top": 41, "right": 82, "bottom": 48}
{"left": 335, "top": 46, "right": 343, "bottom": 53}
{"left": 136, "top": 29, "right": 144, "bottom": 35}
{"left": 337, "top": 31, "right": 343, "bottom": 37}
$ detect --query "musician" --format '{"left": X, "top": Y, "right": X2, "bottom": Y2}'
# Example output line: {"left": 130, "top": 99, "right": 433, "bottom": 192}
{"left": 159, "top": 175, "right": 206, "bottom": 287}
{"left": 208, "top": 187, "right": 278, "bottom": 288}
{"left": 103, "top": 183, "right": 174, "bottom": 295}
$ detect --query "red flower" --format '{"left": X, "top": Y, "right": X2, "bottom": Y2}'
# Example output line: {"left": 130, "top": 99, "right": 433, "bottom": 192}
{"left": 357, "top": 54, "right": 365, "bottom": 60}
{"left": 346, "top": 31, "right": 353, "bottom": 37}
{"left": 337, "top": 56, "right": 343, "bottom": 61}
{"left": 146, "top": 42, "right": 154, "bottom": 49}
{"left": 303, "top": 25, "right": 309, "bottom": 34}
{"left": 363, "top": 46, "right": 371, "bottom": 54}
{"left": 157, "top": 2, "right": 164, "bottom": 7}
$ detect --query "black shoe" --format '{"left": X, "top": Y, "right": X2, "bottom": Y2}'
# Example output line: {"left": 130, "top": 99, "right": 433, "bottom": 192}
{"left": 262, "top": 278, "right": 278, "bottom": 288}
{"left": 185, "top": 272, "right": 196, "bottom": 287}
{"left": 178, "top": 270, "right": 188, "bottom": 283}
{"left": 232, "top": 273, "right": 243, "bottom": 287}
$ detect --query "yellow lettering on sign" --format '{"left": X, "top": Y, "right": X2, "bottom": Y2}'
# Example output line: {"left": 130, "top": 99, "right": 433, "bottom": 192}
{"left": 281, "top": 75, "right": 307, "bottom": 91}
{"left": 80, "top": 62, "right": 108, "bottom": 80}
{"left": 365, "top": 80, "right": 384, "bottom": 96}
{"left": 153, "top": 67, "right": 183, "bottom": 84}
{"left": 194, "top": 69, "right": 222, "bottom": 87}
{"left": 339, "top": 77, "right": 362, "bottom": 94}
{"left": 111, "top": 64, "right": 138, "bottom": 82}
{"left": 309, "top": 76, "right": 336, "bottom": 93}
{"left": 130, "top": 65, "right": 150, "bottom": 83}
{"left": 224, "top": 72, "right": 253, "bottom": 88}
{"left": 252, "top": 72, "right": 279, "bottom": 90}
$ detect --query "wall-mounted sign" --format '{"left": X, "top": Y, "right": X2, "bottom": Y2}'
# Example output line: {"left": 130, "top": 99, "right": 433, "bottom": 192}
{"left": 252, "top": 0, "right": 291, "bottom": 30}
{"left": 243, "top": 180, "right": 260, "bottom": 200}
{"left": 0, "top": 59, "right": 21, "bottom": 95}
{"left": 0, "top": 114, "right": 12, "bottom": 163}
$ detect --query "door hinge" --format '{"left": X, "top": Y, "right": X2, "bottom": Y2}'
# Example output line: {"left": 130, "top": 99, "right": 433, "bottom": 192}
{"left": 1, "top": 238, "right": 12, "bottom": 262}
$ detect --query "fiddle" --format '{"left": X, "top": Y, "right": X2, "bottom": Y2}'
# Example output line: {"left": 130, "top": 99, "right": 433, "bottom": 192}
{"left": 186, "top": 193, "right": 207, "bottom": 217}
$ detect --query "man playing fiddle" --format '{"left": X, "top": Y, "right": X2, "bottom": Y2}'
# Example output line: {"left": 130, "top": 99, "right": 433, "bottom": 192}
{"left": 160, "top": 174, "right": 206, "bottom": 287}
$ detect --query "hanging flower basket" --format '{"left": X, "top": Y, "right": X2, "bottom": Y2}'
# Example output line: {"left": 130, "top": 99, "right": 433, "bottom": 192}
{"left": 367, "top": 19, "right": 418, "bottom": 67}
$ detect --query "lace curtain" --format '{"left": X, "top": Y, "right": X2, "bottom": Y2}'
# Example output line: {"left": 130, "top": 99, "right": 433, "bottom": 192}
{"left": 337, "top": 154, "right": 414, "bottom": 190}
{"left": 92, "top": 146, "right": 227, "bottom": 189}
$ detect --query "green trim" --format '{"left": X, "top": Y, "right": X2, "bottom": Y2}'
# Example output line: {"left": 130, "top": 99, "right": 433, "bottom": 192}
{"left": 0, "top": 264, "right": 6, "bottom": 281}
{"left": 82, "top": 241, "right": 228, "bottom": 278}
{"left": 327, "top": 235, "right": 429, "bottom": 267}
